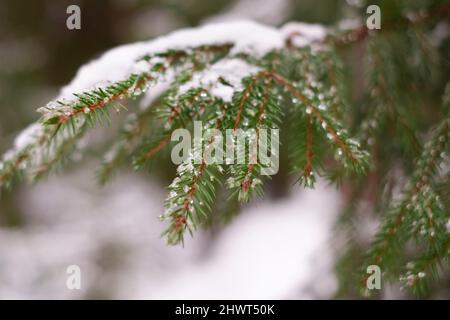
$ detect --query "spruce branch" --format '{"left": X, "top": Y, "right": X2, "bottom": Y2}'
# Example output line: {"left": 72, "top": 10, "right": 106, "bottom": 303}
{"left": 226, "top": 76, "right": 281, "bottom": 202}
{"left": 270, "top": 71, "right": 370, "bottom": 176}
{"left": 364, "top": 115, "right": 450, "bottom": 295}
{"left": 0, "top": 22, "right": 370, "bottom": 247}
{"left": 162, "top": 99, "right": 225, "bottom": 245}
{"left": 132, "top": 87, "right": 210, "bottom": 170}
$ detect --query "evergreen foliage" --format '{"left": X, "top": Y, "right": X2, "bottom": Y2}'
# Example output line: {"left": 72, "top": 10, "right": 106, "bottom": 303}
{"left": 0, "top": 0, "right": 449, "bottom": 297}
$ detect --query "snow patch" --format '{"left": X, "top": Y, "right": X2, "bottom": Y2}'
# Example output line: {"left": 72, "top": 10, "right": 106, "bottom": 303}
{"left": 178, "top": 59, "right": 261, "bottom": 102}
{"left": 58, "top": 21, "right": 285, "bottom": 101}
{"left": 431, "top": 22, "right": 450, "bottom": 46}
{"left": 58, "top": 20, "right": 328, "bottom": 102}
{"left": 281, "top": 22, "right": 327, "bottom": 47}
{"left": 14, "top": 123, "right": 45, "bottom": 150}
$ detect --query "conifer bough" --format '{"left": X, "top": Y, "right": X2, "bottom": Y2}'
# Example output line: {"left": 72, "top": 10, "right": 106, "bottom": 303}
{"left": 0, "top": 14, "right": 449, "bottom": 296}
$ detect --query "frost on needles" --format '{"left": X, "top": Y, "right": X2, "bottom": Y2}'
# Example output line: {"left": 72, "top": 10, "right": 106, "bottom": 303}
{"left": 0, "top": 17, "right": 449, "bottom": 296}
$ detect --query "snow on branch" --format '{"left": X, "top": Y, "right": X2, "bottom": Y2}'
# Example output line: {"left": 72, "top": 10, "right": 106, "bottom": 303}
{"left": 0, "top": 20, "right": 367, "bottom": 247}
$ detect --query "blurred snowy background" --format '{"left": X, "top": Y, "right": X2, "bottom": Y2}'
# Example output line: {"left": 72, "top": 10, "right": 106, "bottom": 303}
{"left": 0, "top": 0, "right": 360, "bottom": 299}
